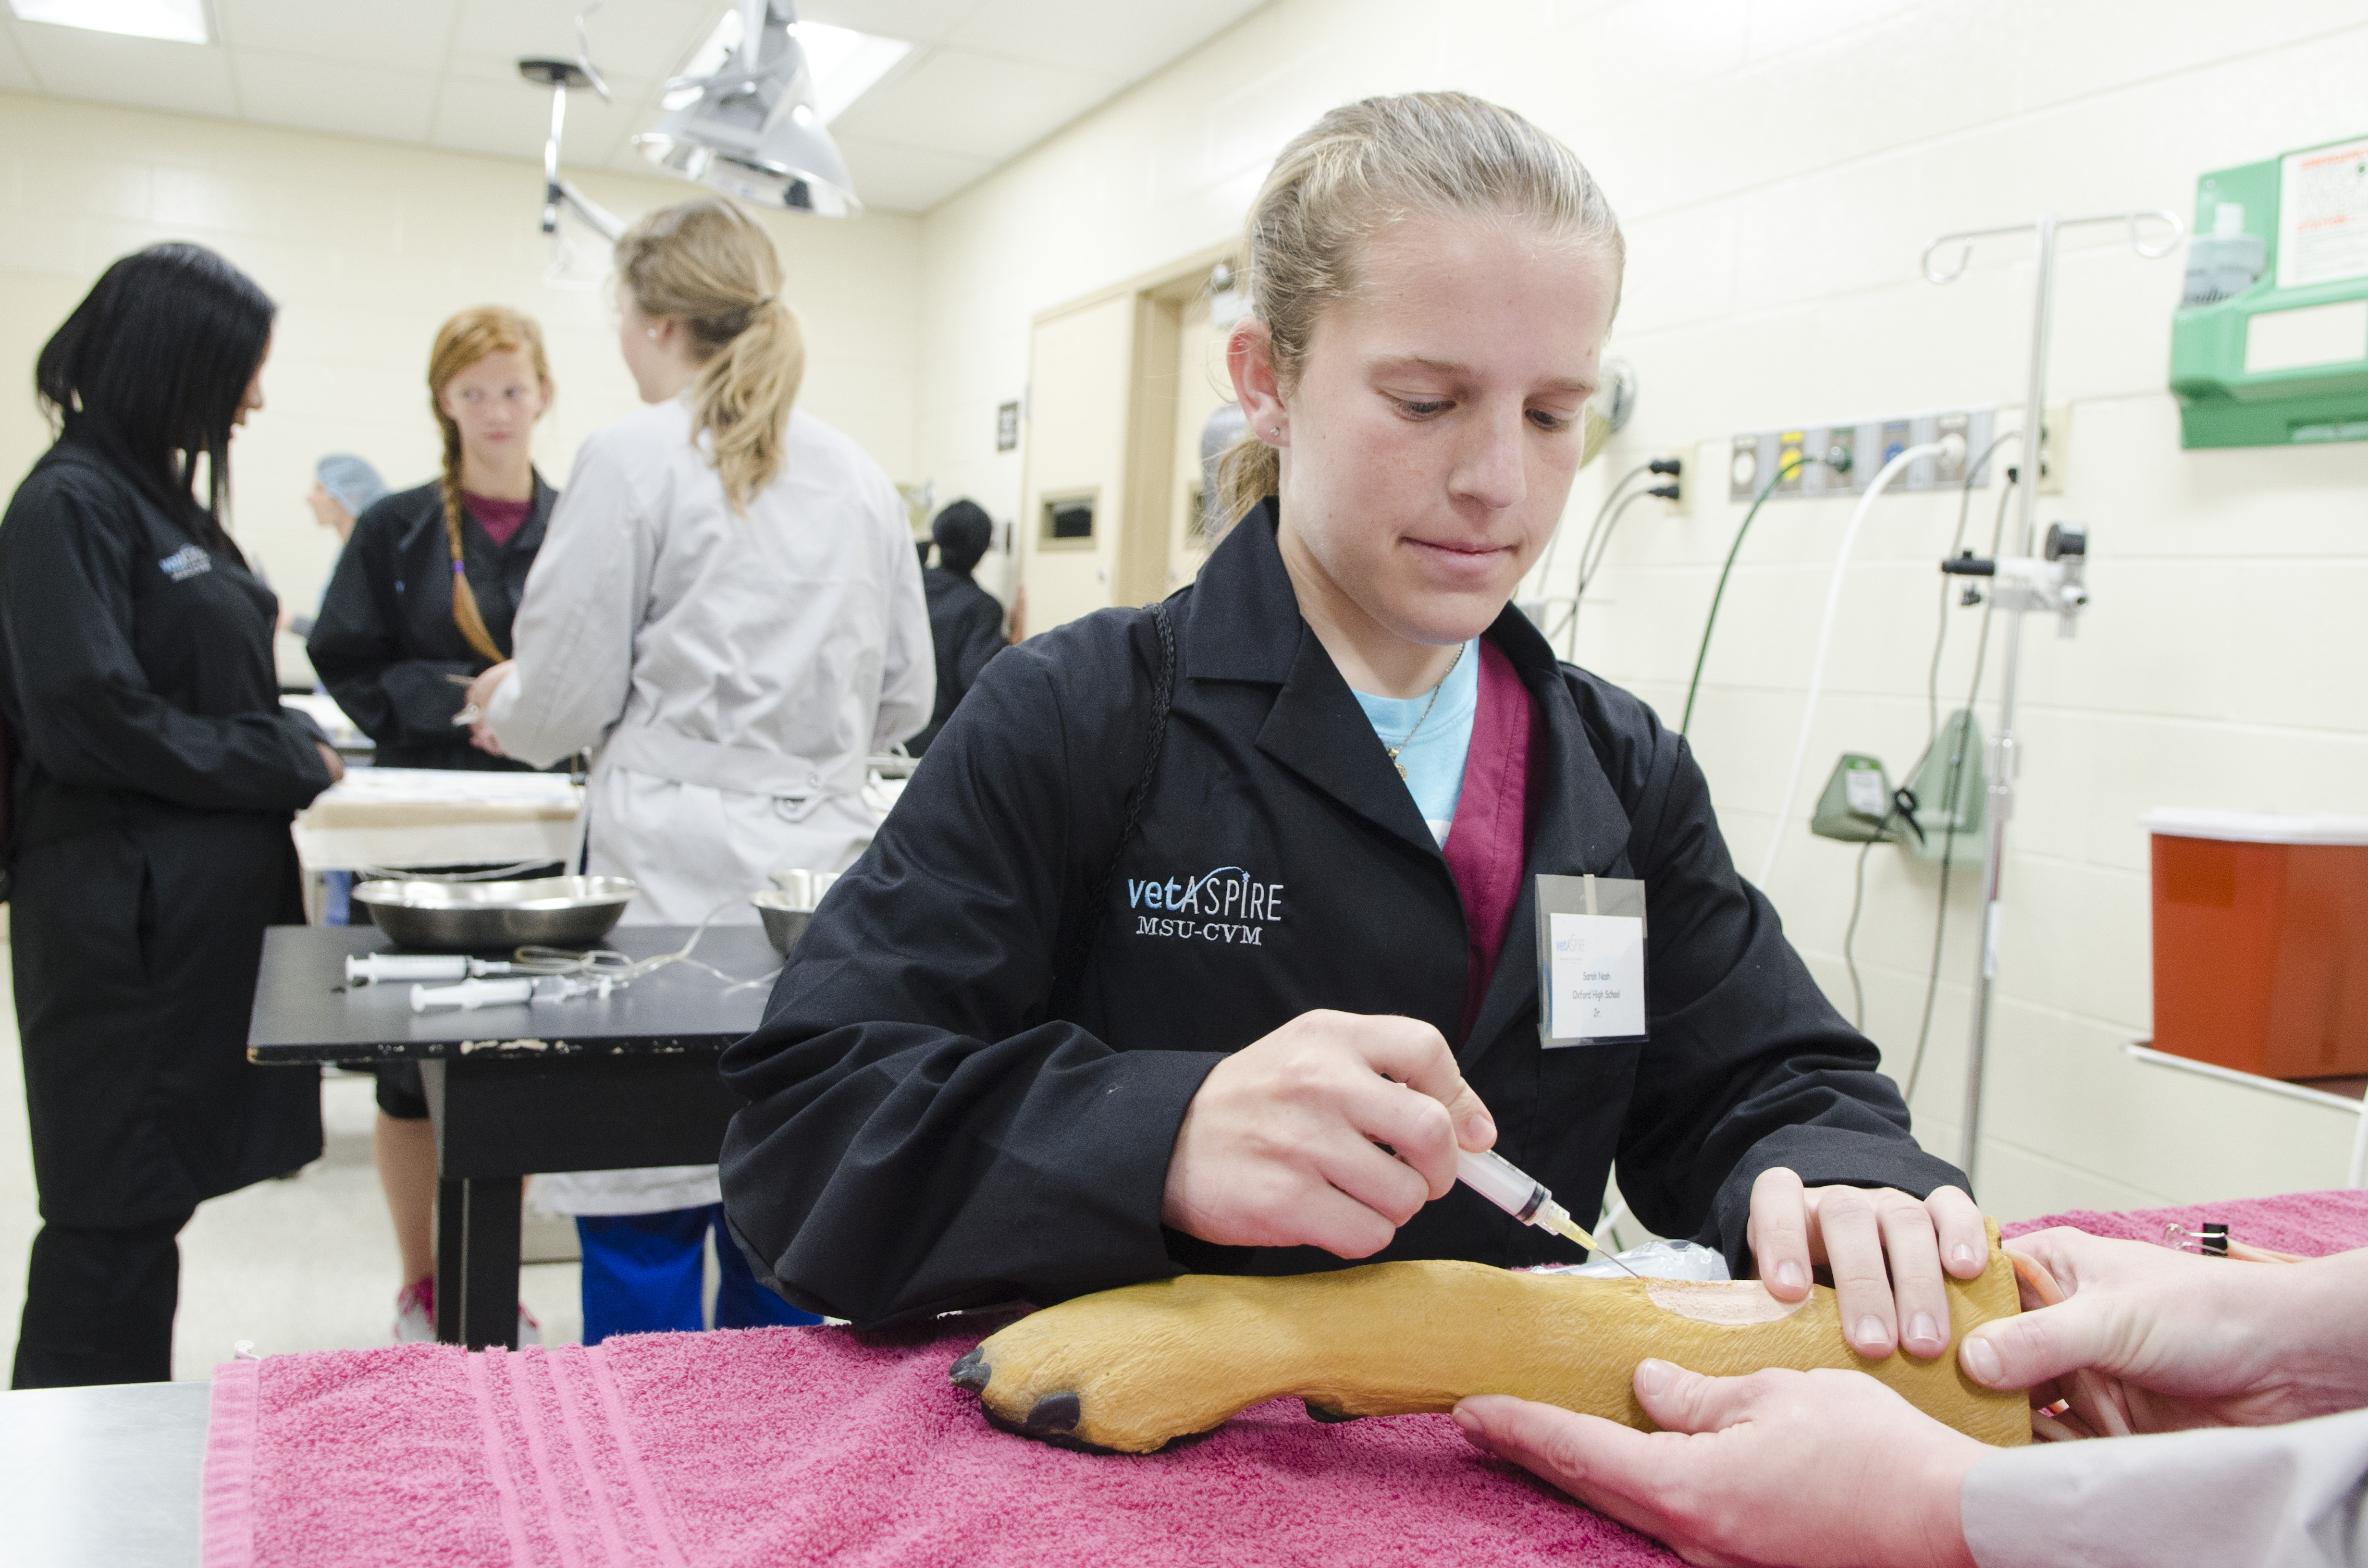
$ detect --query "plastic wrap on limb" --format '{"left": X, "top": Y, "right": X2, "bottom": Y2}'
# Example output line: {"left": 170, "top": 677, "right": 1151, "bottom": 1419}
{"left": 952, "top": 1218, "right": 2028, "bottom": 1454}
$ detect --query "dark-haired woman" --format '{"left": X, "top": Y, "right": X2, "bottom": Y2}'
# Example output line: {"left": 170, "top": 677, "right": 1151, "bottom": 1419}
{"left": 0, "top": 243, "right": 340, "bottom": 1387}
{"left": 304, "top": 305, "right": 556, "bottom": 1345}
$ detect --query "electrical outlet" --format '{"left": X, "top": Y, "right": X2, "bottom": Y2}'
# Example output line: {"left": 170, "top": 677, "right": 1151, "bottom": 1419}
{"left": 1933, "top": 411, "right": 1971, "bottom": 485}
{"left": 1821, "top": 425, "right": 1857, "bottom": 490}
{"left": 1728, "top": 434, "right": 1761, "bottom": 502}
{"left": 1653, "top": 452, "right": 1689, "bottom": 514}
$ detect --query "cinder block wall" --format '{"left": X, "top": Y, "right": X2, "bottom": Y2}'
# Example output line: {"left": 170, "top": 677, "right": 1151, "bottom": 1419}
{"left": 905, "top": 0, "right": 2368, "bottom": 1218}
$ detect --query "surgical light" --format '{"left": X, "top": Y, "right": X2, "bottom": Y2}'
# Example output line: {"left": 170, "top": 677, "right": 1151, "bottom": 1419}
{"left": 662, "top": 10, "right": 909, "bottom": 123}
{"left": 7, "top": 0, "right": 208, "bottom": 44}
{"left": 634, "top": 0, "right": 871, "bottom": 218}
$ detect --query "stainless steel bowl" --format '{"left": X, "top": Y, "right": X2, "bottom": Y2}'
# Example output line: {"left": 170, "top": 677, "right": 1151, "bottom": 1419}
{"left": 353, "top": 876, "right": 638, "bottom": 951}
{"left": 750, "top": 889, "right": 815, "bottom": 956}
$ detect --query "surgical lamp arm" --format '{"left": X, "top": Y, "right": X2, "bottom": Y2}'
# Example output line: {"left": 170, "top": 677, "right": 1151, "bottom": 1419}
{"left": 544, "top": 177, "right": 623, "bottom": 243}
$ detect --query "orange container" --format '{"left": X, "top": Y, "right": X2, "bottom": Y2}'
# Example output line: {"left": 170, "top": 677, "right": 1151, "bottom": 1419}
{"left": 2144, "top": 809, "right": 2368, "bottom": 1081}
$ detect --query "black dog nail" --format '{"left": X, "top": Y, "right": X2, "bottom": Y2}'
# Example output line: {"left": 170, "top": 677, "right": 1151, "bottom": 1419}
{"left": 1022, "top": 1391, "right": 1082, "bottom": 1435}
{"left": 949, "top": 1348, "right": 991, "bottom": 1392}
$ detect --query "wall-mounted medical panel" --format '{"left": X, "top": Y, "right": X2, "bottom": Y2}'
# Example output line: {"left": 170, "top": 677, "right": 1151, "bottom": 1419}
{"left": 1726, "top": 408, "right": 1995, "bottom": 503}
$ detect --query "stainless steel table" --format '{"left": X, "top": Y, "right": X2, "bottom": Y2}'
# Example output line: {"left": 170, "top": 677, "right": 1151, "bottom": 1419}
{"left": 247, "top": 924, "right": 780, "bottom": 1349}
{"left": 0, "top": 1380, "right": 209, "bottom": 1566}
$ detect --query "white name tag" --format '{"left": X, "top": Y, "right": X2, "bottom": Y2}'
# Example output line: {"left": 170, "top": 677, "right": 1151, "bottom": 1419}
{"left": 1549, "top": 913, "right": 1646, "bottom": 1041}
{"left": 1535, "top": 874, "right": 1648, "bottom": 1047}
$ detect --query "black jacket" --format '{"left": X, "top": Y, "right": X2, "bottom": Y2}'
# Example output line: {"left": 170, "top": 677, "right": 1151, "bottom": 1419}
{"left": 719, "top": 503, "right": 1964, "bottom": 1327}
{"left": 910, "top": 564, "right": 1005, "bottom": 754}
{"left": 306, "top": 476, "right": 555, "bottom": 769}
{"left": 0, "top": 435, "right": 331, "bottom": 1223}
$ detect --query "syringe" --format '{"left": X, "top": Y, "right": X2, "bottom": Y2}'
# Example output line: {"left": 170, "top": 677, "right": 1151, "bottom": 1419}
{"left": 1457, "top": 1147, "right": 1640, "bottom": 1278}
{"left": 346, "top": 953, "right": 518, "bottom": 985}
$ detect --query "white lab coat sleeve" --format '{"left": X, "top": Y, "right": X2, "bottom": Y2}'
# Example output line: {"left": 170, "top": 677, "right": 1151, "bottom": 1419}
{"left": 871, "top": 488, "right": 935, "bottom": 753}
{"left": 1961, "top": 1407, "right": 2368, "bottom": 1568}
{"left": 484, "top": 433, "right": 657, "bottom": 769}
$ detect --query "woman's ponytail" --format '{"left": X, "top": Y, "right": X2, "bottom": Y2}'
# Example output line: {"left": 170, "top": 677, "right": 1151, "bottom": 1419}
{"left": 615, "top": 200, "right": 802, "bottom": 513}
{"left": 1214, "top": 432, "right": 1279, "bottom": 534}
{"left": 691, "top": 295, "right": 804, "bottom": 512}
{"left": 436, "top": 423, "right": 506, "bottom": 664}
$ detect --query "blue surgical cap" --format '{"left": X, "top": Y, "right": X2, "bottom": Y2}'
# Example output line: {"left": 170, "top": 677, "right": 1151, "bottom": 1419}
{"left": 315, "top": 453, "right": 388, "bottom": 518}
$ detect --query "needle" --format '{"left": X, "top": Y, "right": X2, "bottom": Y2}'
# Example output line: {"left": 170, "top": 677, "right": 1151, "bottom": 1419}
{"left": 1456, "top": 1148, "right": 1642, "bottom": 1278}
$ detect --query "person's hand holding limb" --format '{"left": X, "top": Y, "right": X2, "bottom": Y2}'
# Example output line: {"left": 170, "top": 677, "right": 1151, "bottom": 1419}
{"left": 1747, "top": 1167, "right": 1986, "bottom": 1361}
{"left": 1161, "top": 1009, "right": 1496, "bottom": 1259}
{"left": 464, "top": 661, "right": 514, "bottom": 757}
{"left": 1961, "top": 1227, "right": 2368, "bottom": 1435}
{"left": 1455, "top": 1363, "right": 1981, "bottom": 1568}
{"left": 314, "top": 740, "right": 345, "bottom": 784}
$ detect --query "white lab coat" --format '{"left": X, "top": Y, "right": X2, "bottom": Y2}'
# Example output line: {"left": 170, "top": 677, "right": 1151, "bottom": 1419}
{"left": 1962, "top": 1406, "right": 2368, "bottom": 1568}
{"left": 487, "top": 396, "right": 931, "bottom": 1214}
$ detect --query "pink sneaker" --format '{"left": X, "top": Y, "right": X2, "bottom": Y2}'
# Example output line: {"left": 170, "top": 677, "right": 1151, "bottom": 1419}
{"left": 393, "top": 1278, "right": 543, "bottom": 1347}
{"left": 394, "top": 1278, "right": 435, "bottom": 1343}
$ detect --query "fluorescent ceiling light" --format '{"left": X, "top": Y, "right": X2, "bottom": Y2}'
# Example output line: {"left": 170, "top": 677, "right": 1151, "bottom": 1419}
{"left": 7, "top": 0, "right": 210, "bottom": 44}
{"left": 659, "top": 9, "right": 909, "bottom": 122}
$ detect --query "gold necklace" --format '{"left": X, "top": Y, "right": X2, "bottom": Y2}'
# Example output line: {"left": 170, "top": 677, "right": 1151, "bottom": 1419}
{"left": 1384, "top": 642, "right": 1467, "bottom": 781}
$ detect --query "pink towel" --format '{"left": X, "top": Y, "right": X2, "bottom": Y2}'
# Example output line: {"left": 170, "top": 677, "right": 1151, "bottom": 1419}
{"left": 202, "top": 1189, "right": 2368, "bottom": 1567}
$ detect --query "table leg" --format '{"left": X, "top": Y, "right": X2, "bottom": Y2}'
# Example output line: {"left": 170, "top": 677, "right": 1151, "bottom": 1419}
{"left": 458, "top": 1176, "right": 524, "bottom": 1351}
{"left": 435, "top": 1177, "right": 466, "bottom": 1343}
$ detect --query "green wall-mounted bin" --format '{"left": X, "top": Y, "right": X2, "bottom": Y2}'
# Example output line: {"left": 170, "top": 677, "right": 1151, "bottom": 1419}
{"left": 2169, "top": 135, "right": 2368, "bottom": 450}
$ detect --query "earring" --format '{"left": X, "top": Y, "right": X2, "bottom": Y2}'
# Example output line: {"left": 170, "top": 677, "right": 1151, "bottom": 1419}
{"left": 1268, "top": 427, "right": 1281, "bottom": 437}
{"left": 646, "top": 328, "right": 659, "bottom": 340}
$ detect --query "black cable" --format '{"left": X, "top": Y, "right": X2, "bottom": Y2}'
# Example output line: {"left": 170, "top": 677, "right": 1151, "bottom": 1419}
{"left": 1903, "top": 467, "right": 2019, "bottom": 1104}
{"left": 1679, "top": 452, "right": 1819, "bottom": 735}
{"left": 1843, "top": 836, "right": 1877, "bottom": 1029}
{"left": 1925, "top": 432, "right": 2019, "bottom": 747}
{"left": 1558, "top": 487, "right": 1658, "bottom": 654}
{"left": 1540, "top": 463, "right": 1651, "bottom": 628}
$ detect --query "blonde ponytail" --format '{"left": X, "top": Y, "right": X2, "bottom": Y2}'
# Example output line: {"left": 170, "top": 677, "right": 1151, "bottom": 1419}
{"left": 616, "top": 199, "right": 804, "bottom": 512}
{"left": 1218, "top": 91, "right": 1625, "bottom": 528}
{"left": 427, "top": 304, "right": 553, "bottom": 664}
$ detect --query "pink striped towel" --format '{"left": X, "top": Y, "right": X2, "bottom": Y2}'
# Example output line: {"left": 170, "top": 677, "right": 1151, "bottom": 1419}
{"left": 201, "top": 1189, "right": 2368, "bottom": 1567}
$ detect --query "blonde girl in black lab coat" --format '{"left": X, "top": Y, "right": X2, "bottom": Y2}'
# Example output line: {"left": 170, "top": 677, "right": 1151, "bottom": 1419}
{"left": 0, "top": 245, "right": 341, "bottom": 1387}
{"left": 724, "top": 95, "right": 1987, "bottom": 1367}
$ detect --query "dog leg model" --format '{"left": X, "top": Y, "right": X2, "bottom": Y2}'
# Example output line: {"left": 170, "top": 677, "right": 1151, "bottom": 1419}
{"left": 951, "top": 1218, "right": 2028, "bottom": 1453}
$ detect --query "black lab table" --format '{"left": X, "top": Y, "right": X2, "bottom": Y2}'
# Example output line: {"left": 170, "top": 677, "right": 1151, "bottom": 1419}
{"left": 247, "top": 925, "right": 778, "bottom": 1348}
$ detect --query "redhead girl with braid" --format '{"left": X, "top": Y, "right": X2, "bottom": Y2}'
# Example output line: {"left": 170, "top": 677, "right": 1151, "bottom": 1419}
{"left": 307, "top": 305, "right": 560, "bottom": 1344}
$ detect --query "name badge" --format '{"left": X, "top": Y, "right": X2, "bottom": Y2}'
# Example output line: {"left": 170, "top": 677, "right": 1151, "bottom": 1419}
{"left": 1535, "top": 873, "right": 1647, "bottom": 1047}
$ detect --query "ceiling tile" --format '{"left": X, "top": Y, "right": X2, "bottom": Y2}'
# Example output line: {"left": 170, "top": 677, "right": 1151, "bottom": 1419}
{"left": 942, "top": 0, "right": 1264, "bottom": 81}
{"left": 832, "top": 45, "right": 1112, "bottom": 162}
{"left": 432, "top": 60, "right": 656, "bottom": 165}
{"left": 451, "top": 0, "right": 718, "bottom": 80}
{"left": 233, "top": 50, "right": 439, "bottom": 142}
{"left": 831, "top": 131, "right": 997, "bottom": 212}
{"left": 794, "top": 0, "right": 990, "bottom": 45}
{"left": 7, "top": 24, "right": 240, "bottom": 117}
{"left": 213, "top": 0, "right": 462, "bottom": 73}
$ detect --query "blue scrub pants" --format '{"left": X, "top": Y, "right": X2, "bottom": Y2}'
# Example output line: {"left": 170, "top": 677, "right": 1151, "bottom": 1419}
{"left": 575, "top": 1203, "right": 819, "bottom": 1344}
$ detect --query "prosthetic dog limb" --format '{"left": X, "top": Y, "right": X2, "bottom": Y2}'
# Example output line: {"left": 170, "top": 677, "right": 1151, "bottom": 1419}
{"left": 952, "top": 1218, "right": 2028, "bottom": 1453}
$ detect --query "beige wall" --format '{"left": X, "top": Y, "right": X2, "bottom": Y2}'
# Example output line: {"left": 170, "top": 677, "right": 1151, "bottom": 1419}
{"left": 0, "top": 91, "right": 921, "bottom": 682}
{"left": 905, "top": 0, "right": 2368, "bottom": 1220}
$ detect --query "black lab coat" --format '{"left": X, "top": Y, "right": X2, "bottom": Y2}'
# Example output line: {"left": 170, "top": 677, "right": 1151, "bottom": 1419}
{"left": 0, "top": 437, "right": 331, "bottom": 1227}
{"left": 306, "top": 477, "right": 554, "bottom": 770}
{"left": 719, "top": 502, "right": 1965, "bottom": 1327}
{"left": 910, "top": 564, "right": 1006, "bottom": 755}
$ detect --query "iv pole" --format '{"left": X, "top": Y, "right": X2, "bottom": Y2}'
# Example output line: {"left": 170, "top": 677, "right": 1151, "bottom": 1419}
{"left": 1918, "top": 208, "right": 2182, "bottom": 1184}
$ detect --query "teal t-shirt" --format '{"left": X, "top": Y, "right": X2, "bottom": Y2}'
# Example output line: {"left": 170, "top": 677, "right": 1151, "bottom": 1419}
{"left": 1350, "top": 639, "right": 1480, "bottom": 846}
